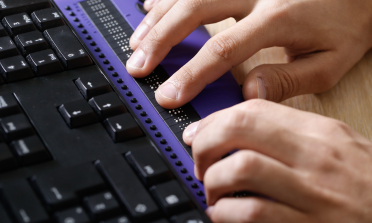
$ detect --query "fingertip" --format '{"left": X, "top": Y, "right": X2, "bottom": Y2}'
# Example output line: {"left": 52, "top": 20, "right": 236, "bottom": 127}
{"left": 129, "top": 37, "right": 140, "bottom": 51}
{"left": 154, "top": 82, "right": 182, "bottom": 109}
{"left": 205, "top": 206, "right": 214, "bottom": 218}
{"left": 182, "top": 121, "right": 200, "bottom": 145}
{"left": 143, "top": 0, "right": 157, "bottom": 11}
{"left": 242, "top": 74, "right": 259, "bottom": 100}
{"left": 194, "top": 166, "right": 202, "bottom": 181}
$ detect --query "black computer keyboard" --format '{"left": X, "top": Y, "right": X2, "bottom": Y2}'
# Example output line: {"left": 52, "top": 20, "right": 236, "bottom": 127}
{"left": 0, "top": 0, "right": 210, "bottom": 222}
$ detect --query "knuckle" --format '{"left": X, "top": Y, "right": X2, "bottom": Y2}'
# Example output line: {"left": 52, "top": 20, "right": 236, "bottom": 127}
{"left": 141, "top": 28, "right": 163, "bottom": 48}
{"left": 206, "top": 34, "right": 237, "bottom": 63}
{"left": 174, "top": 65, "right": 199, "bottom": 86}
{"left": 231, "top": 151, "right": 260, "bottom": 179}
{"left": 219, "top": 110, "right": 249, "bottom": 135}
{"left": 241, "top": 99, "right": 271, "bottom": 114}
{"left": 241, "top": 199, "right": 266, "bottom": 222}
{"left": 178, "top": 0, "right": 204, "bottom": 12}
{"left": 253, "top": 65, "right": 300, "bottom": 102}
{"left": 272, "top": 66, "right": 300, "bottom": 101}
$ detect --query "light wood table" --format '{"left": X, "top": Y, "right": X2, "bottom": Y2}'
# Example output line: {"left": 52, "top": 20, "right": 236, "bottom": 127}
{"left": 205, "top": 18, "right": 372, "bottom": 140}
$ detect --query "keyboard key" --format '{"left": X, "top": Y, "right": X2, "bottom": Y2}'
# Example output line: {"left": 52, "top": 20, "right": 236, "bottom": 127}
{"left": 0, "top": 0, "right": 51, "bottom": 18}
{"left": 31, "top": 8, "right": 65, "bottom": 31}
{"left": 0, "top": 203, "right": 12, "bottom": 223}
{"left": 31, "top": 163, "right": 107, "bottom": 210}
{"left": 150, "top": 181, "right": 193, "bottom": 215}
{"left": 95, "top": 157, "right": 161, "bottom": 221}
{"left": 0, "top": 181, "right": 50, "bottom": 223}
{"left": 2, "top": 13, "right": 36, "bottom": 36}
{"left": 0, "top": 143, "right": 17, "bottom": 172}
{"left": 59, "top": 99, "right": 98, "bottom": 128}
{"left": 54, "top": 206, "right": 89, "bottom": 223}
{"left": 125, "top": 144, "right": 172, "bottom": 186}
{"left": 75, "top": 75, "right": 112, "bottom": 100}
{"left": 0, "top": 23, "right": 7, "bottom": 37}
{"left": 26, "top": 49, "right": 64, "bottom": 76}
{"left": 0, "top": 113, "right": 34, "bottom": 142}
{"left": 84, "top": 191, "right": 121, "bottom": 220}
{"left": 103, "top": 216, "right": 132, "bottom": 223}
{"left": 104, "top": 113, "right": 143, "bottom": 142}
{"left": 89, "top": 92, "right": 128, "bottom": 120}
{"left": 14, "top": 30, "right": 49, "bottom": 55}
{"left": 0, "top": 36, "right": 19, "bottom": 59}
{"left": 10, "top": 135, "right": 51, "bottom": 166}
{"left": 44, "top": 26, "right": 92, "bottom": 69}
{"left": 0, "top": 93, "right": 21, "bottom": 117}
{"left": 0, "top": 55, "right": 34, "bottom": 82}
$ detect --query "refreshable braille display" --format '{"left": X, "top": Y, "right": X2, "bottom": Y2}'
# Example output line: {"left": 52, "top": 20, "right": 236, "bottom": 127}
{"left": 0, "top": 0, "right": 243, "bottom": 222}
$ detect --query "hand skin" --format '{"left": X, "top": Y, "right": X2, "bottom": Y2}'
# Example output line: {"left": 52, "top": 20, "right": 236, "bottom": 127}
{"left": 182, "top": 99, "right": 372, "bottom": 223}
{"left": 127, "top": 0, "right": 372, "bottom": 109}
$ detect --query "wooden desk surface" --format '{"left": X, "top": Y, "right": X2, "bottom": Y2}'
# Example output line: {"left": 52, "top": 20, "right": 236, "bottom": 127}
{"left": 205, "top": 19, "right": 372, "bottom": 140}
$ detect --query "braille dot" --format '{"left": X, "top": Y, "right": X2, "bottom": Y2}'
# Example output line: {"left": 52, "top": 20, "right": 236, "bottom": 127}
{"left": 94, "top": 47, "right": 101, "bottom": 52}
{"left": 197, "top": 191, "right": 204, "bottom": 196}
{"left": 117, "top": 79, "right": 123, "bottom": 84}
{"left": 108, "top": 66, "right": 114, "bottom": 71}
{"left": 170, "top": 153, "right": 177, "bottom": 159}
{"left": 186, "top": 176, "right": 193, "bottom": 181}
{"left": 191, "top": 183, "right": 198, "bottom": 188}
{"left": 126, "top": 91, "right": 132, "bottom": 96}
{"left": 140, "top": 111, "right": 147, "bottom": 117}
{"left": 175, "top": 161, "right": 182, "bottom": 166}
{"left": 160, "top": 139, "right": 167, "bottom": 144}
{"left": 136, "top": 105, "right": 142, "bottom": 110}
{"left": 165, "top": 146, "right": 172, "bottom": 152}
{"left": 145, "top": 118, "right": 152, "bottom": 123}
{"left": 90, "top": 41, "right": 96, "bottom": 46}
{"left": 69, "top": 12, "right": 75, "bottom": 16}
{"left": 150, "top": 125, "right": 156, "bottom": 130}
{"left": 121, "top": 85, "right": 128, "bottom": 90}
{"left": 65, "top": 6, "right": 71, "bottom": 10}
{"left": 73, "top": 18, "right": 79, "bottom": 22}
{"left": 155, "top": 132, "right": 161, "bottom": 137}
{"left": 78, "top": 23, "right": 83, "bottom": 28}
{"left": 112, "top": 72, "right": 118, "bottom": 77}
{"left": 99, "top": 53, "right": 105, "bottom": 58}
{"left": 82, "top": 29, "right": 87, "bottom": 34}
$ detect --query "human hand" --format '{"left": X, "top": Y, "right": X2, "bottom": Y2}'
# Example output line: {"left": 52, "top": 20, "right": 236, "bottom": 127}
{"left": 126, "top": 0, "right": 372, "bottom": 109}
{"left": 181, "top": 99, "right": 372, "bottom": 222}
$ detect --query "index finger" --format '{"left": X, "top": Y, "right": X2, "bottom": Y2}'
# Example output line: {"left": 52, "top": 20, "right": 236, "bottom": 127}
{"left": 154, "top": 14, "right": 280, "bottom": 108}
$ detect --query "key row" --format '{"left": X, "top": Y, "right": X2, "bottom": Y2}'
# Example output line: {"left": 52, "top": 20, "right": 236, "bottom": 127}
{"left": 23, "top": 154, "right": 202, "bottom": 222}
{"left": 0, "top": 26, "right": 92, "bottom": 83}
{"left": 1, "top": 8, "right": 65, "bottom": 36}
{"left": 0, "top": 93, "right": 51, "bottom": 172}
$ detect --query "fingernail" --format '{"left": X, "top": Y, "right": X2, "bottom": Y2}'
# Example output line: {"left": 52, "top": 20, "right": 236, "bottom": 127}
{"left": 206, "top": 206, "right": 214, "bottom": 217}
{"left": 134, "top": 23, "right": 150, "bottom": 41}
{"left": 256, "top": 77, "right": 266, "bottom": 99}
{"left": 127, "top": 49, "right": 146, "bottom": 68}
{"left": 184, "top": 121, "right": 200, "bottom": 139}
{"left": 157, "top": 82, "right": 178, "bottom": 100}
{"left": 144, "top": 0, "right": 156, "bottom": 7}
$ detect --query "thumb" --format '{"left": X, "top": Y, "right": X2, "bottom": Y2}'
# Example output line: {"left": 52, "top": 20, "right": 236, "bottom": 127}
{"left": 242, "top": 51, "right": 343, "bottom": 102}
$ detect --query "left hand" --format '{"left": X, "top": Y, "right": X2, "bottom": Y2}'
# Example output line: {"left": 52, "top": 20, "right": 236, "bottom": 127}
{"left": 183, "top": 99, "right": 372, "bottom": 223}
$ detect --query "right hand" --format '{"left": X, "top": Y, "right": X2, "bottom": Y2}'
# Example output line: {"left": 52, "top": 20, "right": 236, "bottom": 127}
{"left": 126, "top": 0, "right": 372, "bottom": 109}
